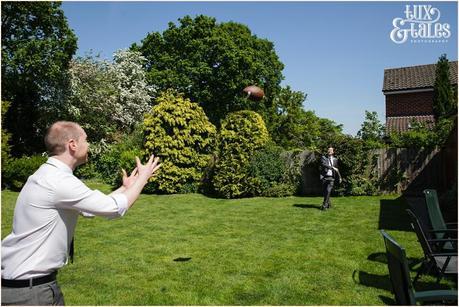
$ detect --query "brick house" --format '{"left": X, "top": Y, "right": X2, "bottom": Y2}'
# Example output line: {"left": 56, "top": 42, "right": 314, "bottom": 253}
{"left": 382, "top": 61, "right": 458, "bottom": 133}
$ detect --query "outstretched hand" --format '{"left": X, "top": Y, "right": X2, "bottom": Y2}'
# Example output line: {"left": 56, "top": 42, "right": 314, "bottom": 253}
{"left": 135, "top": 155, "right": 161, "bottom": 182}
{"left": 122, "top": 167, "right": 138, "bottom": 189}
{"left": 118, "top": 155, "right": 162, "bottom": 209}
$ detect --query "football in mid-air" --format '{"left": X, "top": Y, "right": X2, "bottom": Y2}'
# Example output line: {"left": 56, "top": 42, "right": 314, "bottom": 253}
{"left": 243, "top": 85, "right": 265, "bottom": 101}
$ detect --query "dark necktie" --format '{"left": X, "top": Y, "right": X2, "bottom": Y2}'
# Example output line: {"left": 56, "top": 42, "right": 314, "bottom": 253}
{"left": 69, "top": 237, "right": 74, "bottom": 263}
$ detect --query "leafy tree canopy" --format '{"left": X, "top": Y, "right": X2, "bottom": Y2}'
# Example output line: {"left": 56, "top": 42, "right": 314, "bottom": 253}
{"left": 357, "top": 110, "right": 385, "bottom": 148}
{"left": 1, "top": 1, "right": 77, "bottom": 155}
{"left": 132, "top": 15, "right": 284, "bottom": 127}
{"left": 269, "top": 86, "right": 343, "bottom": 150}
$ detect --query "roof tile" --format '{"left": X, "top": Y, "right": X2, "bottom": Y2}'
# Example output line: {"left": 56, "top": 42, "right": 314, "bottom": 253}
{"left": 383, "top": 61, "right": 457, "bottom": 92}
{"left": 386, "top": 115, "right": 436, "bottom": 133}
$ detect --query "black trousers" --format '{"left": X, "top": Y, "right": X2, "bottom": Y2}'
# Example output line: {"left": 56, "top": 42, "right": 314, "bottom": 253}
{"left": 322, "top": 177, "right": 335, "bottom": 207}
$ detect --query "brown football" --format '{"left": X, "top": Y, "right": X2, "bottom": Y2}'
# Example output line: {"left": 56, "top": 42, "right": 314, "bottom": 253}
{"left": 243, "top": 85, "right": 265, "bottom": 101}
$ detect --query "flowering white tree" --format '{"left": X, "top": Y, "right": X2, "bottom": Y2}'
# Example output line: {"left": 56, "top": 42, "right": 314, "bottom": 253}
{"left": 65, "top": 50, "right": 154, "bottom": 143}
{"left": 67, "top": 54, "right": 117, "bottom": 142}
{"left": 111, "top": 49, "right": 155, "bottom": 130}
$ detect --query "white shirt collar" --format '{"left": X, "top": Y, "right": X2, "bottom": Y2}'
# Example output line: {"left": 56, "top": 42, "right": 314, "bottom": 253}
{"left": 46, "top": 157, "right": 73, "bottom": 174}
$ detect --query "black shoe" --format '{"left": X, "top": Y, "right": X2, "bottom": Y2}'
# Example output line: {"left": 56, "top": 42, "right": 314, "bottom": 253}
{"left": 320, "top": 205, "right": 328, "bottom": 211}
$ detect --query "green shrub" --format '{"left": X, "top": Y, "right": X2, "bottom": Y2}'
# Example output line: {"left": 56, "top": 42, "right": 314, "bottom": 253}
{"left": 212, "top": 110, "right": 269, "bottom": 198}
{"left": 90, "top": 125, "right": 145, "bottom": 186}
{"left": 247, "top": 143, "right": 296, "bottom": 197}
{"left": 248, "top": 144, "right": 284, "bottom": 183}
{"left": 264, "top": 183, "right": 296, "bottom": 197}
{"left": 282, "top": 149, "right": 313, "bottom": 195}
{"left": 96, "top": 145, "right": 143, "bottom": 186}
{"left": 2, "top": 155, "right": 47, "bottom": 190}
{"left": 143, "top": 90, "right": 216, "bottom": 194}
{"left": 74, "top": 162, "right": 100, "bottom": 180}
{"left": 345, "top": 175, "right": 378, "bottom": 196}
{"left": 388, "top": 118, "right": 455, "bottom": 149}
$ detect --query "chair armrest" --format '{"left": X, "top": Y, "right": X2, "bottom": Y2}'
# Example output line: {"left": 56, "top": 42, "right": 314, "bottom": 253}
{"left": 428, "top": 229, "right": 458, "bottom": 233}
{"left": 428, "top": 238, "right": 458, "bottom": 243}
{"left": 428, "top": 238, "right": 458, "bottom": 251}
{"left": 415, "top": 290, "right": 457, "bottom": 303}
{"left": 428, "top": 229, "right": 458, "bottom": 240}
{"left": 430, "top": 252, "right": 457, "bottom": 257}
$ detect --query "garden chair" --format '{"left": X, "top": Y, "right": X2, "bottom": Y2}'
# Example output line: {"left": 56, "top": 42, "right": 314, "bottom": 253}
{"left": 406, "top": 209, "right": 457, "bottom": 285}
{"left": 380, "top": 230, "right": 457, "bottom": 305}
{"left": 423, "top": 189, "right": 457, "bottom": 246}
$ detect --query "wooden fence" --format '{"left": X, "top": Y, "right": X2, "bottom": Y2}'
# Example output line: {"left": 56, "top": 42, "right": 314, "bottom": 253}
{"left": 298, "top": 145, "right": 456, "bottom": 196}
{"left": 372, "top": 147, "right": 445, "bottom": 195}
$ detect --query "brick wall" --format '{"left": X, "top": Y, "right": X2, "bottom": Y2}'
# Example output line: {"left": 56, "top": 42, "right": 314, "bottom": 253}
{"left": 385, "top": 90, "right": 434, "bottom": 117}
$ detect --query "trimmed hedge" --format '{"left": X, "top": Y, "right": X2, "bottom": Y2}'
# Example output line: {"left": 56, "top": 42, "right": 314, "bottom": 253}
{"left": 212, "top": 110, "right": 269, "bottom": 198}
{"left": 143, "top": 90, "right": 216, "bottom": 194}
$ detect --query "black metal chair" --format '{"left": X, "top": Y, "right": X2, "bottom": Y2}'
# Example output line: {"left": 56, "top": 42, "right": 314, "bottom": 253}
{"left": 406, "top": 209, "right": 457, "bottom": 285}
{"left": 380, "top": 230, "right": 457, "bottom": 305}
{"left": 423, "top": 189, "right": 457, "bottom": 251}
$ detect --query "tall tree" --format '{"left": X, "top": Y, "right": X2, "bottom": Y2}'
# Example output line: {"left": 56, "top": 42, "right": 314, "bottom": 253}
{"left": 1, "top": 1, "right": 77, "bottom": 155}
{"left": 269, "top": 86, "right": 309, "bottom": 149}
{"left": 433, "top": 54, "right": 456, "bottom": 119}
{"left": 65, "top": 50, "right": 153, "bottom": 143}
{"left": 357, "top": 110, "right": 385, "bottom": 148}
{"left": 132, "top": 15, "right": 284, "bottom": 127}
{"left": 269, "top": 86, "right": 343, "bottom": 150}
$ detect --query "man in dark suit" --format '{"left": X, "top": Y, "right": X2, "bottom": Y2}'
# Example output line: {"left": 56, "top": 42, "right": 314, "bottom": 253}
{"left": 320, "top": 147, "right": 341, "bottom": 210}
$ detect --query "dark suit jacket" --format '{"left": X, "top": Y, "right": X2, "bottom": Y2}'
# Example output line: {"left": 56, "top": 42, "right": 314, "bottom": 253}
{"left": 320, "top": 155, "right": 339, "bottom": 180}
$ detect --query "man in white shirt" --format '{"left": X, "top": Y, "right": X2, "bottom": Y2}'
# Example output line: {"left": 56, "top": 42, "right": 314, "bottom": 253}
{"left": 1, "top": 121, "right": 161, "bottom": 305}
{"left": 319, "top": 147, "right": 341, "bottom": 211}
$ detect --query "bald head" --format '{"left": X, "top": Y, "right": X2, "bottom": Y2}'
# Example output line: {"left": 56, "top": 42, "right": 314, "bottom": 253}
{"left": 45, "top": 121, "right": 84, "bottom": 156}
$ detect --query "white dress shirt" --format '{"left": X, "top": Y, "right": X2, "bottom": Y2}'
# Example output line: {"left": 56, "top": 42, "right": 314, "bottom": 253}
{"left": 326, "top": 156, "right": 334, "bottom": 177}
{"left": 1, "top": 157, "right": 128, "bottom": 279}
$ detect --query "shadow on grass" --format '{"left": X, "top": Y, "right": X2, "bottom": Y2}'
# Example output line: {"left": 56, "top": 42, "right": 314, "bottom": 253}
{"left": 378, "top": 295, "right": 396, "bottom": 305}
{"left": 173, "top": 257, "right": 192, "bottom": 262}
{"left": 367, "top": 252, "right": 423, "bottom": 270}
{"left": 353, "top": 270, "right": 454, "bottom": 292}
{"left": 367, "top": 252, "right": 388, "bottom": 264}
{"left": 353, "top": 270, "right": 392, "bottom": 292}
{"left": 378, "top": 197, "right": 412, "bottom": 231}
{"left": 293, "top": 204, "right": 322, "bottom": 210}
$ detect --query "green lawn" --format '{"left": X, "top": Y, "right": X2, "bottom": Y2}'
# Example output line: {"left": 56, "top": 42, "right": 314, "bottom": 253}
{"left": 1, "top": 181, "right": 456, "bottom": 305}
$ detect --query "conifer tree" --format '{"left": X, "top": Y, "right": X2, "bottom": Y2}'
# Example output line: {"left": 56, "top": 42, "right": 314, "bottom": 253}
{"left": 433, "top": 54, "right": 455, "bottom": 119}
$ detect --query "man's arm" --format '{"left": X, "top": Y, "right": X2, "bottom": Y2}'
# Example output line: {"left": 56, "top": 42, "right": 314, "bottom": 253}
{"left": 333, "top": 158, "right": 342, "bottom": 182}
{"left": 333, "top": 158, "right": 339, "bottom": 172}
{"left": 56, "top": 156, "right": 160, "bottom": 217}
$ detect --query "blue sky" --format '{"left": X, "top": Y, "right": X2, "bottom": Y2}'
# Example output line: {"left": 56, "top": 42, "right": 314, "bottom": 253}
{"left": 61, "top": 1, "right": 458, "bottom": 135}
